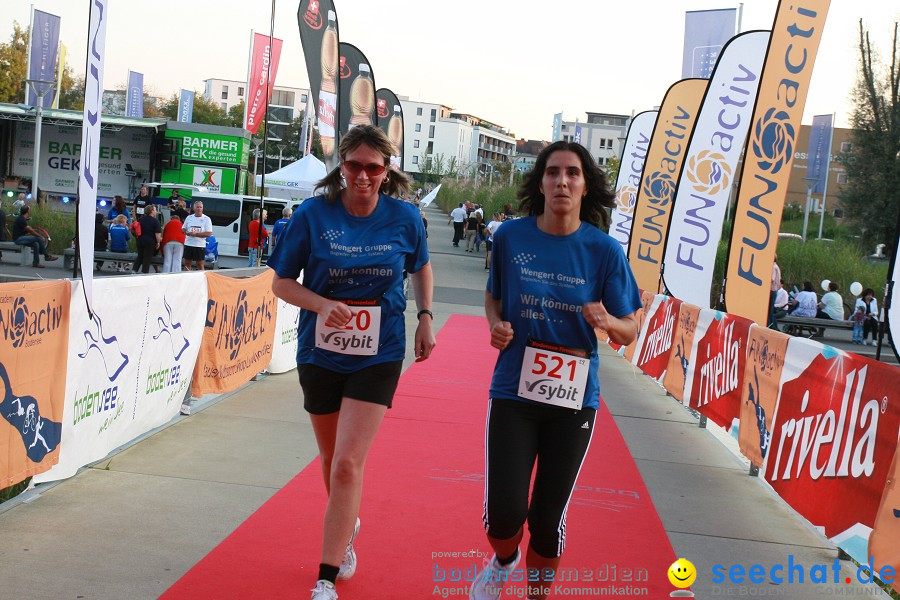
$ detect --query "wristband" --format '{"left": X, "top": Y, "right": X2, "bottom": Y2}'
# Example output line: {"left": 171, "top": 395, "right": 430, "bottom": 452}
{"left": 417, "top": 309, "right": 433, "bottom": 321}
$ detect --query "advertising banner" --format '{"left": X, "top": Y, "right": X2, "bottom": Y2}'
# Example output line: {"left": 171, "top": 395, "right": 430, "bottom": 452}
{"left": 632, "top": 295, "right": 682, "bottom": 383}
{"left": 269, "top": 299, "right": 301, "bottom": 374}
{"left": 552, "top": 112, "right": 562, "bottom": 142}
{"left": 869, "top": 443, "right": 900, "bottom": 595}
{"left": 573, "top": 125, "right": 582, "bottom": 144}
{"left": 376, "top": 88, "right": 404, "bottom": 170}
{"left": 0, "top": 281, "right": 70, "bottom": 487}
{"left": 806, "top": 114, "right": 833, "bottom": 194}
{"left": 765, "top": 338, "right": 900, "bottom": 546}
{"left": 77, "top": 0, "right": 108, "bottom": 317}
{"left": 662, "top": 302, "right": 702, "bottom": 401}
{"left": 164, "top": 130, "right": 248, "bottom": 166}
{"left": 125, "top": 70, "right": 144, "bottom": 118}
{"left": 338, "top": 43, "right": 376, "bottom": 138}
{"left": 609, "top": 110, "right": 657, "bottom": 255}
{"left": 26, "top": 9, "right": 61, "bottom": 108}
{"left": 298, "top": 0, "right": 339, "bottom": 167}
{"left": 682, "top": 309, "right": 753, "bottom": 431}
{"left": 725, "top": 1, "right": 831, "bottom": 325}
{"left": 627, "top": 79, "right": 707, "bottom": 293}
{"left": 178, "top": 89, "right": 195, "bottom": 123}
{"left": 192, "top": 270, "right": 278, "bottom": 397}
{"left": 13, "top": 122, "right": 153, "bottom": 195}
{"left": 245, "top": 33, "right": 283, "bottom": 135}
{"left": 890, "top": 231, "right": 900, "bottom": 362}
{"left": 34, "top": 274, "right": 206, "bottom": 483}
{"left": 662, "top": 32, "right": 769, "bottom": 308}
{"left": 622, "top": 290, "right": 656, "bottom": 362}
{"left": 737, "top": 325, "right": 789, "bottom": 467}
{"left": 682, "top": 8, "right": 736, "bottom": 78}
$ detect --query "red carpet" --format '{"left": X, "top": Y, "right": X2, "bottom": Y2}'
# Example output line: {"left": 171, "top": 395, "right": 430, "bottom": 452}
{"left": 162, "top": 315, "right": 676, "bottom": 599}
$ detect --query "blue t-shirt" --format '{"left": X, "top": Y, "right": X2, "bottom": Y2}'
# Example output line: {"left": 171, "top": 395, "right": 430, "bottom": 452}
{"left": 267, "top": 194, "right": 429, "bottom": 372}
{"left": 272, "top": 217, "right": 290, "bottom": 247}
{"left": 106, "top": 207, "right": 131, "bottom": 224}
{"left": 487, "top": 217, "right": 641, "bottom": 410}
{"left": 108, "top": 223, "right": 130, "bottom": 251}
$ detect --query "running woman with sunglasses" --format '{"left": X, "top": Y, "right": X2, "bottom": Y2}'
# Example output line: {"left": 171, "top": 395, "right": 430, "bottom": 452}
{"left": 268, "top": 125, "right": 435, "bottom": 600}
{"left": 470, "top": 141, "right": 641, "bottom": 600}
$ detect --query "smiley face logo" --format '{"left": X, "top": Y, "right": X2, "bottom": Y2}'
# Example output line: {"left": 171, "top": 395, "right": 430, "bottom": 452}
{"left": 668, "top": 558, "right": 696, "bottom": 588}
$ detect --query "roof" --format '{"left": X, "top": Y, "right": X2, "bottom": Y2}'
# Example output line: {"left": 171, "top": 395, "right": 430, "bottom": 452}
{"left": 0, "top": 103, "right": 167, "bottom": 131}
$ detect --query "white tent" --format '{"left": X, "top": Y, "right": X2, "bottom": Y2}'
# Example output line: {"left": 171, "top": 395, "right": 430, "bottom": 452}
{"left": 255, "top": 154, "right": 327, "bottom": 202}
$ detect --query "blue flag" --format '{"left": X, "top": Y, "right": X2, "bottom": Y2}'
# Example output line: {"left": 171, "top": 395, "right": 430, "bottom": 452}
{"left": 26, "top": 9, "right": 61, "bottom": 108}
{"left": 806, "top": 114, "right": 833, "bottom": 194}
{"left": 682, "top": 9, "right": 736, "bottom": 79}
{"left": 178, "top": 89, "right": 195, "bottom": 123}
{"left": 126, "top": 70, "right": 144, "bottom": 118}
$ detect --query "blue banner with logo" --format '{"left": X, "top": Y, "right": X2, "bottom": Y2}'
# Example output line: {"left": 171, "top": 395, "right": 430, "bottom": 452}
{"left": 552, "top": 112, "right": 563, "bottom": 142}
{"left": 125, "top": 70, "right": 144, "bottom": 118}
{"left": 574, "top": 125, "right": 583, "bottom": 145}
{"left": 26, "top": 9, "right": 61, "bottom": 108}
{"left": 806, "top": 114, "right": 832, "bottom": 194}
{"left": 682, "top": 8, "right": 736, "bottom": 79}
{"left": 178, "top": 89, "right": 195, "bottom": 123}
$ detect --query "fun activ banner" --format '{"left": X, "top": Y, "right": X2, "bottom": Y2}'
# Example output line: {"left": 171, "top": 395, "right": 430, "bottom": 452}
{"left": 192, "top": 270, "right": 278, "bottom": 397}
{"left": 737, "top": 325, "right": 789, "bottom": 467}
{"left": 662, "top": 302, "right": 702, "bottom": 401}
{"left": 682, "top": 8, "right": 736, "bottom": 78}
{"left": 376, "top": 87, "right": 404, "bottom": 170}
{"left": 887, "top": 227, "right": 899, "bottom": 363}
{"left": 627, "top": 79, "right": 707, "bottom": 293}
{"left": 0, "top": 281, "right": 70, "bottom": 487}
{"left": 269, "top": 299, "right": 300, "bottom": 374}
{"left": 25, "top": 8, "right": 61, "bottom": 108}
{"left": 764, "top": 338, "right": 900, "bottom": 552}
{"left": 662, "top": 31, "right": 769, "bottom": 308}
{"left": 609, "top": 110, "right": 657, "bottom": 255}
{"left": 632, "top": 295, "right": 682, "bottom": 384}
{"left": 338, "top": 43, "right": 376, "bottom": 137}
{"left": 681, "top": 309, "right": 753, "bottom": 431}
{"left": 298, "top": 0, "right": 339, "bottom": 168}
{"left": 869, "top": 443, "right": 900, "bottom": 595}
{"left": 244, "top": 33, "right": 283, "bottom": 135}
{"left": 125, "top": 70, "right": 144, "bottom": 118}
{"left": 724, "top": 0, "right": 830, "bottom": 325}
{"left": 34, "top": 274, "right": 206, "bottom": 483}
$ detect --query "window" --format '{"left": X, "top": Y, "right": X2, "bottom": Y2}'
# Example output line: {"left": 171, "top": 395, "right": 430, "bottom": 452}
{"left": 301, "top": 94, "right": 308, "bottom": 103}
{"left": 430, "top": 108, "right": 436, "bottom": 122}
{"left": 426, "top": 142, "right": 434, "bottom": 154}
{"left": 221, "top": 85, "right": 229, "bottom": 99}
{"left": 196, "top": 196, "right": 240, "bottom": 227}
{"left": 415, "top": 124, "right": 421, "bottom": 132}
{"left": 237, "top": 86, "right": 244, "bottom": 96}
{"left": 416, "top": 107, "right": 423, "bottom": 116}
{"left": 599, "top": 139, "right": 606, "bottom": 148}
{"left": 563, "top": 135, "right": 570, "bottom": 142}
{"left": 836, "top": 173, "right": 849, "bottom": 184}
{"left": 608, "top": 139, "right": 614, "bottom": 147}
{"left": 561, "top": 124, "right": 568, "bottom": 130}
{"left": 413, "top": 156, "right": 419, "bottom": 164}
{"left": 429, "top": 125, "right": 435, "bottom": 138}
{"left": 221, "top": 102, "right": 227, "bottom": 111}
{"left": 270, "top": 89, "right": 295, "bottom": 106}
{"left": 840, "top": 141, "right": 852, "bottom": 153}
{"left": 413, "top": 140, "right": 420, "bottom": 148}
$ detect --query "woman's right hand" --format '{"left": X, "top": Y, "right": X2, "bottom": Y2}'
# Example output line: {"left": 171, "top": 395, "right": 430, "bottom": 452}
{"left": 489, "top": 320, "right": 514, "bottom": 350}
{"left": 319, "top": 300, "right": 354, "bottom": 328}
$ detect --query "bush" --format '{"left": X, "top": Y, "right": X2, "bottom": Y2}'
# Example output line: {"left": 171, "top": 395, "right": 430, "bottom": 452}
{"left": 27, "top": 204, "right": 76, "bottom": 254}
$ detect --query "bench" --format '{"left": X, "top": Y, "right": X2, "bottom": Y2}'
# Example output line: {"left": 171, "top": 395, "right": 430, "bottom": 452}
{"left": 0, "top": 241, "right": 34, "bottom": 266}
{"left": 777, "top": 315, "right": 853, "bottom": 338}
{"left": 61, "top": 248, "right": 217, "bottom": 271}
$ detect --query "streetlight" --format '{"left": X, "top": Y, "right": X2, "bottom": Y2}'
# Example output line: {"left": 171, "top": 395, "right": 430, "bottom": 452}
{"left": 277, "top": 144, "right": 286, "bottom": 169}
{"left": 26, "top": 79, "right": 56, "bottom": 204}
{"left": 251, "top": 137, "right": 262, "bottom": 192}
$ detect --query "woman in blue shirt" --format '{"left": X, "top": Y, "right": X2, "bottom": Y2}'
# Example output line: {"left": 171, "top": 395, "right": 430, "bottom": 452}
{"left": 268, "top": 125, "right": 434, "bottom": 600}
{"left": 105, "top": 195, "right": 131, "bottom": 225}
{"left": 471, "top": 141, "right": 642, "bottom": 600}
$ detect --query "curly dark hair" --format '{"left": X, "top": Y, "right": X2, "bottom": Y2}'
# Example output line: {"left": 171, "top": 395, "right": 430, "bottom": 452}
{"left": 517, "top": 141, "right": 614, "bottom": 228}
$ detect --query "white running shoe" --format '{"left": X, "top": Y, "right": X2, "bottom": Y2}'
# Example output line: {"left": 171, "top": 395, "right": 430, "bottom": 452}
{"left": 469, "top": 550, "right": 521, "bottom": 600}
{"left": 179, "top": 404, "right": 191, "bottom": 416}
{"left": 337, "top": 517, "right": 360, "bottom": 580}
{"left": 310, "top": 580, "right": 338, "bottom": 600}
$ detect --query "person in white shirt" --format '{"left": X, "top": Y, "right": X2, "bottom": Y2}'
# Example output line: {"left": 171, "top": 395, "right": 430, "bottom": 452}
{"left": 181, "top": 200, "right": 213, "bottom": 272}
{"left": 484, "top": 212, "right": 503, "bottom": 271}
{"left": 855, "top": 288, "right": 879, "bottom": 345}
{"left": 448, "top": 203, "right": 467, "bottom": 247}
{"left": 770, "top": 279, "right": 789, "bottom": 328}
{"left": 816, "top": 282, "right": 844, "bottom": 320}
{"left": 788, "top": 281, "right": 818, "bottom": 318}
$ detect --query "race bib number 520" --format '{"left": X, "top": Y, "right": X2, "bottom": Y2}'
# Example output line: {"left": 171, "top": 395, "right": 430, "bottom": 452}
{"left": 517, "top": 339, "right": 590, "bottom": 409}
{"left": 315, "top": 298, "right": 381, "bottom": 356}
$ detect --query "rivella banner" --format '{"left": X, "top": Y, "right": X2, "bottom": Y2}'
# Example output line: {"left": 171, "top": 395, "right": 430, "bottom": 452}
{"left": 632, "top": 295, "right": 682, "bottom": 383}
{"left": 662, "top": 31, "right": 769, "bottom": 308}
{"left": 724, "top": 1, "right": 830, "bottom": 326}
{"left": 0, "top": 281, "right": 70, "bottom": 488}
{"left": 298, "top": 0, "right": 339, "bottom": 168}
{"left": 245, "top": 33, "right": 283, "bottom": 135}
{"left": 34, "top": 274, "right": 206, "bottom": 483}
{"left": 765, "top": 339, "right": 900, "bottom": 554}
{"left": 609, "top": 110, "right": 657, "bottom": 255}
{"left": 191, "top": 270, "right": 278, "bottom": 397}
{"left": 338, "top": 43, "right": 376, "bottom": 137}
{"left": 627, "top": 79, "right": 707, "bottom": 293}
{"left": 376, "top": 88, "right": 404, "bottom": 170}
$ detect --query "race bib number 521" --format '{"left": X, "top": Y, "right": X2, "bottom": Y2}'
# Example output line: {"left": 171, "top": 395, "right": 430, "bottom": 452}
{"left": 517, "top": 339, "right": 590, "bottom": 409}
{"left": 315, "top": 298, "right": 381, "bottom": 356}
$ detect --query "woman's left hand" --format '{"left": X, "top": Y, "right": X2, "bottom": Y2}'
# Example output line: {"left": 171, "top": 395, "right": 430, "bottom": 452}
{"left": 414, "top": 318, "right": 436, "bottom": 362}
{"left": 582, "top": 301, "right": 612, "bottom": 331}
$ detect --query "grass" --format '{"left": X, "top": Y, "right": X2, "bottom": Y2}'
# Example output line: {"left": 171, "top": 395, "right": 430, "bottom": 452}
{"left": 0, "top": 478, "right": 31, "bottom": 504}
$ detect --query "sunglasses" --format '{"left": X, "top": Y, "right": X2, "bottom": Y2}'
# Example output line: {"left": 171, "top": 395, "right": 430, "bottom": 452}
{"left": 342, "top": 160, "right": 387, "bottom": 176}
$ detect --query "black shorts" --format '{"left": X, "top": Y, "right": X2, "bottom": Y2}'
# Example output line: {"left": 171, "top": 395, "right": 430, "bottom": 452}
{"left": 183, "top": 246, "right": 204, "bottom": 261}
{"left": 297, "top": 361, "right": 403, "bottom": 415}
{"left": 485, "top": 240, "right": 493, "bottom": 251}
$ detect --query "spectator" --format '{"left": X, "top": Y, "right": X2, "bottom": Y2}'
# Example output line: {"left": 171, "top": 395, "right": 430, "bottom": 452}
{"left": 172, "top": 199, "right": 190, "bottom": 222}
{"left": 484, "top": 212, "right": 503, "bottom": 271}
{"left": 449, "top": 202, "right": 467, "bottom": 247}
{"left": 817, "top": 282, "right": 843, "bottom": 320}
{"left": 788, "top": 281, "right": 818, "bottom": 318}
{"left": 106, "top": 195, "right": 131, "bottom": 225}
{"left": 12, "top": 205, "right": 57, "bottom": 269}
{"left": 851, "top": 306, "right": 865, "bottom": 344}
{"left": 503, "top": 203, "right": 516, "bottom": 219}
{"left": 769, "top": 254, "right": 781, "bottom": 329}
{"left": 0, "top": 197, "right": 8, "bottom": 261}
{"left": 169, "top": 189, "right": 183, "bottom": 207}
{"left": 13, "top": 192, "right": 27, "bottom": 210}
{"left": 94, "top": 212, "right": 109, "bottom": 270}
{"left": 135, "top": 205, "right": 162, "bottom": 274}
{"left": 161, "top": 213, "right": 186, "bottom": 273}
{"left": 109, "top": 214, "right": 131, "bottom": 272}
{"left": 421, "top": 209, "right": 428, "bottom": 239}
{"left": 855, "top": 288, "right": 879, "bottom": 346}
{"left": 182, "top": 200, "right": 213, "bottom": 272}
{"left": 464, "top": 210, "right": 479, "bottom": 252}
{"left": 133, "top": 185, "right": 151, "bottom": 218}
{"left": 272, "top": 207, "right": 292, "bottom": 250}
{"left": 770, "top": 278, "right": 789, "bottom": 329}
{"left": 247, "top": 208, "right": 269, "bottom": 267}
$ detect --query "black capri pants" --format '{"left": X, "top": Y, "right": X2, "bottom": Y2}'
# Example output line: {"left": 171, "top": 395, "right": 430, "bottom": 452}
{"left": 482, "top": 397, "right": 596, "bottom": 558}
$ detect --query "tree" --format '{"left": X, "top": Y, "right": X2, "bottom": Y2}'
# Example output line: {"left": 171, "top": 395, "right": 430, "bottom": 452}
{"left": 603, "top": 155, "right": 621, "bottom": 188}
{"left": 839, "top": 20, "right": 900, "bottom": 254}
{"left": 228, "top": 100, "right": 245, "bottom": 128}
{"left": 0, "top": 23, "right": 28, "bottom": 104}
{"left": 160, "top": 91, "right": 230, "bottom": 126}
{"left": 57, "top": 65, "right": 84, "bottom": 110}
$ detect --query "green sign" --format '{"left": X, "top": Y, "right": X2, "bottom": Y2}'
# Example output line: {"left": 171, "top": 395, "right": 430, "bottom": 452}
{"left": 164, "top": 130, "right": 249, "bottom": 166}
